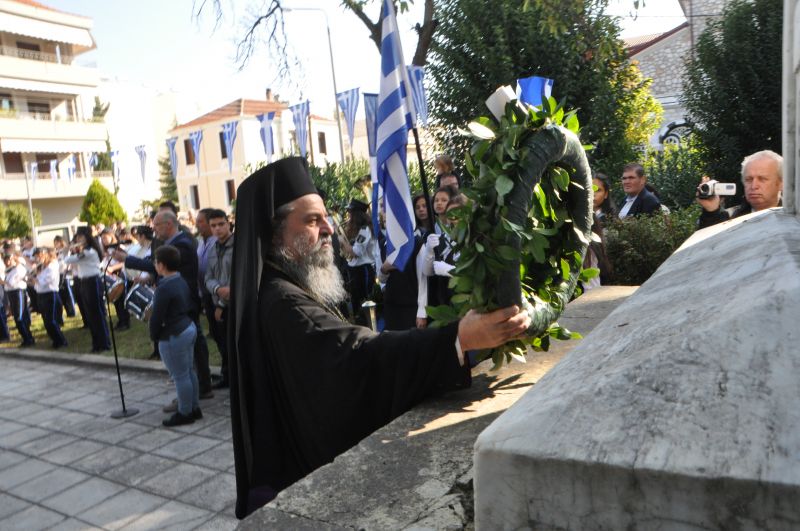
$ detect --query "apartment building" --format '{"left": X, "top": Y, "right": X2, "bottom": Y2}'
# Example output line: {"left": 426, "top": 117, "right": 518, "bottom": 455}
{"left": 170, "top": 93, "right": 343, "bottom": 213}
{"left": 0, "top": 0, "right": 117, "bottom": 236}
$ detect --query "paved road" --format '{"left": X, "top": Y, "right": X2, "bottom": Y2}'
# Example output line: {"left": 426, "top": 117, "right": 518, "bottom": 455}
{"left": 0, "top": 353, "right": 237, "bottom": 530}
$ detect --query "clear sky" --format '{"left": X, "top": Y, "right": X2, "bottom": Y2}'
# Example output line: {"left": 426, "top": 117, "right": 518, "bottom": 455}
{"left": 44, "top": 0, "right": 686, "bottom": 123}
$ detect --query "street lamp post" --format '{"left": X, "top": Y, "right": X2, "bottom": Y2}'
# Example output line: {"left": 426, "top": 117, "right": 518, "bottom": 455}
{"left": 285, "top": 7, "right": 347, "bottom": 164}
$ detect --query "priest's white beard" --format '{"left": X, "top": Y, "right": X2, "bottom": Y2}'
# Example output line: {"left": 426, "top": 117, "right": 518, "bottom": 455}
{"left": 274, "top": 233, "right": 348, "bottom": 308}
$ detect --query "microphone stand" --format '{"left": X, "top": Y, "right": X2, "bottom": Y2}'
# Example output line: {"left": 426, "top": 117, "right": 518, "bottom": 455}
{"left": 103, "top": 257, "right": 138, "bottom": 419}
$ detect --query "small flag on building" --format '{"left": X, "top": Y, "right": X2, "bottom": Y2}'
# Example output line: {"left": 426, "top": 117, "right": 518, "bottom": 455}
{"left": 111, "top": 150, "right": 121, "bottom": 185}
{"left": 256, "top": 112, "right": 276, "bottom": 163}
{"left": 30, "top": 161, "right": 37, "bottom": 189}
{"left": 289, "top": 101, "right": 310, "bottom": 158}
{"left": 189, "top": 130, "right": 203, "bottom": 175}
{"left": 517, "top": 75, "right": 554, "bottom": 107}
{"left": 336, "top": 88, "right": 360, "bottom": 148}
{"left": 376, "top": 0, "right": 416, "bottom": 271}
{"left": 135, "top": 145, "right": 147, "bottom": 182}
{"left": 363, "top": 92, "right": 380, "bottom": 234}
{"left": 166, "top": 137, "right": 178, "bottom": 179}
{"left": 406, "top": 66, "right": 428, "bottom": 126}
{"left": 50, "top": 159, "right": 58, "bottom": 190}
{"left": 221, "top": 121, "right": 238, "bottom": 173}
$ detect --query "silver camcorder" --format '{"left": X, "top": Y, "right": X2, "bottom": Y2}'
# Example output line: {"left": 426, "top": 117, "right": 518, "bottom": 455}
{"left": 696, "top": 180, "right": 736, "bottom": 199}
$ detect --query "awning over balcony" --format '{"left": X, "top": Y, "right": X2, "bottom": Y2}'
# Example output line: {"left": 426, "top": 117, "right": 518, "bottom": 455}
{"left": 0, "top": 76, "right": 91, "bottom": 94}
{"left": 0, "top": 12, "right": 95, "bottom": 50}
{"left": 0, "top": 138, "right": 106, "bottom": 153}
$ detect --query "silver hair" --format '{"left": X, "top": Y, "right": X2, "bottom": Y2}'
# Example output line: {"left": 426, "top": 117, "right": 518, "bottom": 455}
{"left": 741, "top": 150, "right": 783, "bottom": 182}
{"left": 272, "top": 231, "right": 348, "bottom": 308}
{"left": 157, "top": 210, "right": 178, "bottom": 227}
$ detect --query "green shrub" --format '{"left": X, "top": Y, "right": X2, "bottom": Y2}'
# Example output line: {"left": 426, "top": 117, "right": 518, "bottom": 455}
{"left": 79, "top": 179, "right": 126, "bottom": 225}
{"left": 0, "top": 203, "right": 42, "bottom": 239}
{"left": 643, "top": 143, "right": 705, "bottom": 210}
{"left": 605, "top": 206, "right": 700, "bottom": 285}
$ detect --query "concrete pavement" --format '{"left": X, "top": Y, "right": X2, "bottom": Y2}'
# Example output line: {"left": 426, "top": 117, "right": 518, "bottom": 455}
{"left": 0, "top": 353, "right": 237, "bottom": 530}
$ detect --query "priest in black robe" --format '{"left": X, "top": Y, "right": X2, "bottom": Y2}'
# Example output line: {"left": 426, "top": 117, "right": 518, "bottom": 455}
{"left": 229, "top": 157, "right": 529, "bottom": 518}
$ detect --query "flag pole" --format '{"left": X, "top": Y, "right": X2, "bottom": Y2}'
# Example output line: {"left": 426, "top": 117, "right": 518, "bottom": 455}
{"left": 410, "top": 126, "right": 435, "bottom": 226}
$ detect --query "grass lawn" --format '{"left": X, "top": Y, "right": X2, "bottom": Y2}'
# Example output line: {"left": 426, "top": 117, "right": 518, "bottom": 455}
{"left": 0, "top": 303, "right": 221, "bottom": 366}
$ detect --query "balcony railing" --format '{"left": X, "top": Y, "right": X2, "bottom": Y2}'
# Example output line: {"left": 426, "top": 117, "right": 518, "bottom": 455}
{"left": 0, "top": 109, "right": 100, "bottom": 123}
{"left": 0, "top": 45, "right": 72, "bottom": 65}
{"left": 1, "top": 170, "right": 112, "bottom": 180}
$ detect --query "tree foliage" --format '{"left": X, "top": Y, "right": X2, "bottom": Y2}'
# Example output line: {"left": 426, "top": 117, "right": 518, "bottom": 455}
{"left": 642, "top": 142, "right": 706, "bottom": 210}
{"left": 92, "top": 96, "right": 110, "bottom": 123}
{"left": 79, "top": 180, "right": 127, "bottom": 226}
{"left": 682, "top": 0, "right": 781, "bottom": 184}
{"left": 0, "top": 203, "right": 42, "bottom": 239}
{"left": 158, "top": 155, "right": 179, "bottom": 204}
{"left": 427, "top": 0, "right": 661, "bottom": 178}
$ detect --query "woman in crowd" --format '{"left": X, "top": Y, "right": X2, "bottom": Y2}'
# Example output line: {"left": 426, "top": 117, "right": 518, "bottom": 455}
{"left": 432, "top": 186, "right": 458, "bottom": 235}
{"left": 99, "top": 230, "right": 130, "bottom": 331}
{"left": 3, "top": 252, "right": 35, "bottom": 347}
{"left": 65, "top": 227, "right": 111, "bottom": 353}
{"left": 53, "top": 236, "right": 76, "bottom": 321}
{"left": 593, "top": 173, "right": 617, "bottom": 222}
{"left": 433, "top": 154, "right": 459, "bottom": 189}
{"left": 413, "top": 193, "right": 433, "bottom": 237}
{"left": 32, "top": 247, "right": 67, "bottom": 348}
{"left": 149, "top": 245, "right": 200, "bottom": 427}
{"left": 126, "top": 225, "right": 154, "bottom": 286}
{"left": 339, "top": 199, "right": 377, "bottom": 326}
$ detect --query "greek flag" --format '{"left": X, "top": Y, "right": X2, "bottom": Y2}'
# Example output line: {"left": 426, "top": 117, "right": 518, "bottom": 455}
{"left": 30, "top": 162, "right": 37, "bottom": 189}
{"left": 290, "top": 101, "right": 310, "bottom": 158}
{"left": 221, "top": 120, "right": 238, "bottom": 173}
{"left": 336, "top": 88, "right": 360, "bottom": 147}
{"left": 256, "top": 112, "right": 276, "bottom": 163}
{"left": 406, "top": 66, "right": 428, "bottom": 126}
{"left": 50, "top": 159, "right": 58, "bottom": 189}
{"left": 135, "top": 145, "right": 147, "bottom": 182}
{"left": 111, "top": 150, "right": 120, "bottom": 182}
{"left": 166, "top": 137, "right": 178, "bottom": 178}
{"left": 189, "top": 130, "right": 203, "bottom": 174}
{"left": 66, "top": 154, "right": 76, "bottom": 182}
{"left": 376, "top": 0, "right": 416, "bottom": 270}
{"left": 363, "top": 92, "right": 380, "bottom": 234}
{"left": 517, "top": 75, "right": 554, "bottom": 107}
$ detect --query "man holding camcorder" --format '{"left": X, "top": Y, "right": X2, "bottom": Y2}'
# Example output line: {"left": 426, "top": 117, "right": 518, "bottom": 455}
{"left": 697, "top": 150, "right": 783, "bottom": 229}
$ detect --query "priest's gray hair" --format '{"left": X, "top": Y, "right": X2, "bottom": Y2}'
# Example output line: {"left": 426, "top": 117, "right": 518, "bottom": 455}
{"left": 270, "top": 203, "right": 348, "bottom": 308}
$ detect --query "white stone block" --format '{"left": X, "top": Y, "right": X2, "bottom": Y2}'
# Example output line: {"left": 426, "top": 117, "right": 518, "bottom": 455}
{"left": 474, "top": 210, "right": 800, "bottom": 530}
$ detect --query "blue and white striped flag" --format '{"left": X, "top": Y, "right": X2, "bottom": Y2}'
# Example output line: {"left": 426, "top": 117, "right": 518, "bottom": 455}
{"left": 517, "top": 75, "right": 554, "bottom": 107}
{"left": 363, "top": 93, "right": 379, "bottom": 159}
{"left": 189, "top": 130, "right": 203, "bottom": 174}
{"left": 65, "top": 154, "right": 76, "bottom": 182}
{"left": 256, "top": 112, "right": 276, "bottom": 163}
{"left": 376, "top": 0, "right": 416, "bottom": 271}
{"left": 50, "top": 159, "right": 58, "bottom": 190}
{"left": 166, "top": 137, "right": 178, "bottom": 179}
{"left": 221, "top": 120, "right": 238, "bottom": 173}
{"left": 290, "top": 101, "right": 310, "bottom": 158}
{"left": 111, "top": 150, "right": 120, "bottom": 182}
{"left": 30, "top": 162, "right": 37, "bottom": 189}
{"left": 135, "top": 145, "right": 147, "bottom": 182}
{"left": 406, "top": 66, "right": 428, "bottom": 126}
{"left": 336, "top": 88, "right": 360, "bottom": 147}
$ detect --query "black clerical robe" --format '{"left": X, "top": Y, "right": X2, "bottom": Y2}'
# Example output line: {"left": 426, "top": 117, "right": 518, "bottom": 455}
{"left": 231, "top": 265, "right": 470, "bottom": 518}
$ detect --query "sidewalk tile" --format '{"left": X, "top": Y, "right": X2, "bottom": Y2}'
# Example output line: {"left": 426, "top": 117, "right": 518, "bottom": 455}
{"left": 187, "top": 441, "right": 234, "bottom": 471}
{"left": 43, "top": 477, "right": 125, "bottom": 515}
{"left": 0, "top": 426, "right": 49, "bottom": 449}
{"left": 104, "top": 454, "right": 179, "bottom": 487}
{"left": 41, "top": 411, "right": 98, "bottom": 432}
{"left": 120, "top": 428, "right": 182, "bottom": 453}
{"left": 152, "top": 434, "right": 219, "bottom": 460}
{"left": 22, "top": 406, "right": 72, "bottom": 426}
{"left": 17, "top": 432, "right": 78, "bottom": 457}
{"left": 0, "top": 450, "right": 27, "bottom": 471}
{"left": 10, "top": 467, "right": 89, "bottom": 502}
{"left": 0, "top": 493, "right": 28, "bottom": 519}
{"left": 193, "top": 514, "right": 239, "bottom": 530}
{"left": 3, "top": 401, "right": 50, "bottom": 420}
{"left": 37, "top": 389, "right": 87, "bottom": 406}
{"left": 122, "top": 500, "right": 211, "bottom": 530}
{"left": 177, "top": 472, "right": 236, "bottom": 512}
{"left": 88, "top": 422, "right": 150, "bottom": 445}
{"left": 139, "top": 463, "right": 217, "bottom": 498}
{"left": 78, "top": 488, "right": 167, "bottom": 530}
{"left": 61, "top": 393, "right": 115, "bottom": 413}
{"left": 40, "top": 439, "right": 108, "bottom": 466}
{"left": 0, "top": 458, "right": 55, "bottom": 490}
{"left": 193, "top": 418, "right": 232, "bottom": 441}
{"left": 0, "top": 504, "right": 65, "bottom": 530}
{"left": 0, "top": 421, "right": 27, "bottom": 438}
{"left": 72, "top": 446, "right": 141, "bottom": 474}
{"left": 45, "top": 517, "right": 103, "bottom": 531}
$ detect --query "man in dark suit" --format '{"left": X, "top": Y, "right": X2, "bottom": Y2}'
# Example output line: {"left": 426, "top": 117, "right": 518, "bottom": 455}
{"left": 114, "top": 211, "right": 213, "bottom": 399}
{"left": 618, "top": 163, "right": 661, "bottom": 219}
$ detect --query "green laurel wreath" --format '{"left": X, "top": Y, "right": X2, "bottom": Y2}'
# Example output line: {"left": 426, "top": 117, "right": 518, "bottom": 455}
{"left": 427, "top": 97, "right": 599, "bottom": 370}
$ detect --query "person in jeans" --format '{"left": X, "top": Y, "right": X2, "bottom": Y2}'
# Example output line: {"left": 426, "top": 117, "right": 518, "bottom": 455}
{"left": 150, "top": 245, "right": 201, "bottom": 427}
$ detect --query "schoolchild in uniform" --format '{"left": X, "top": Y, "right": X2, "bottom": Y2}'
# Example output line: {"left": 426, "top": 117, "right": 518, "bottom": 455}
{"left": 3, "top": 252, "right": 35, "bottom": 347}
{"left": 33, "top": 247, "right": 67, "bottom": 348}
{"left": 53, "top": 235, "right": 76, "bottom": 319}
{"left": 0, "top": 251, "right": 10, "bottom": 342}
{"left": 64, "top": 228, "right": 111, "bottom": 352}
{"left": 339, "top": 199, "right": 377, "bottom": 326}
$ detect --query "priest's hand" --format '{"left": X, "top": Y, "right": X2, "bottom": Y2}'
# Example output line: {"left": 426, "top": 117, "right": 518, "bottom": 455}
{"left": 457, "top": 306, "right": 529, "bottom": 351}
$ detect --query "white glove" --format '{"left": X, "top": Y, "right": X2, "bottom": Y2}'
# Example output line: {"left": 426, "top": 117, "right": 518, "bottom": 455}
{"left": 433, "top": 261, "right": 455, "bottom": 277}
{"left": 425, "top": 234, "right": 440, "bottom": 256}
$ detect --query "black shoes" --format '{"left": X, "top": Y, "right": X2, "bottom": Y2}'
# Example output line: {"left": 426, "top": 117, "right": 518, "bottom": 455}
{"left": 211, "top": 379, "right": 229, "bottom": 390}
{"left": 148, "top": 351, "right": 160, "bottom": 361}
{"left": 192, "top": 408, "right": 203, "bottom": 420}
{"left": 19, "top": 341, "right": 35, "bottom": 348}
{"left": 162, "top": 412, "right": 195, "bottom": 427}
